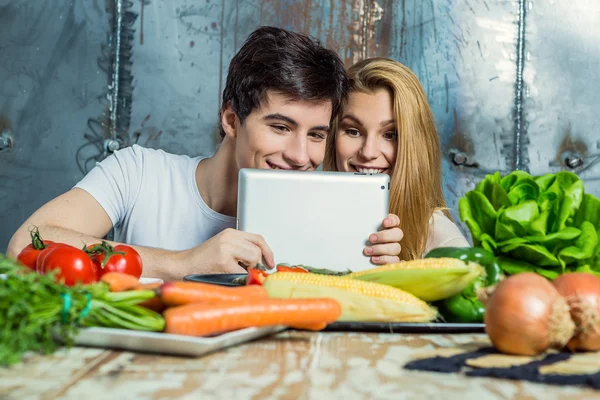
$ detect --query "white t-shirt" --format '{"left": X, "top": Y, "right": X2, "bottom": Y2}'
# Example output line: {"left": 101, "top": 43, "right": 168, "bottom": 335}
{"left": 424, "top": 211, "right": 471, "bottom": 255}
{"left": 75, "top": 145, "right": 470, "bottom": 255}
{"left": 74, "top": 144, "right": 235, "bottom": 251}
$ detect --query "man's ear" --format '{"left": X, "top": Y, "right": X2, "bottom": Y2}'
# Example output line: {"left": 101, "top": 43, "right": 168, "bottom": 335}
{"left": 220, "top": 101, "right": 238, "bottom": 139}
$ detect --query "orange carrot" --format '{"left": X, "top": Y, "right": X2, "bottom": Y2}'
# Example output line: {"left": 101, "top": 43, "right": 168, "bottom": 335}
{"left": 135, "top": 282, "right": 162, "bottom": 290}
{"left": 100, "top": 272, "right": 140, "bottom": 292}
{"left": 163, "top": 298, "right": 342, "bottom": 336}
{"left": 157, "top": 281, "right": 268, "bottom": 306}
{"left": 134, "top": 282, "right": 166, "bottom": 312}
{"left": 289, "top": 322, "right": 328, "bottom": 331}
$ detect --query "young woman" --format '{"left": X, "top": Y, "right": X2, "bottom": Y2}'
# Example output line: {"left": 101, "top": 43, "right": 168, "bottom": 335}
{"left": 324, "top": 57, "right": 469, "bottom": 260}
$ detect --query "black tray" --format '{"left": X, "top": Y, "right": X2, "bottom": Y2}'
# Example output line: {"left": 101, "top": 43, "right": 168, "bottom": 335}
{"left": 323, "top": 322, "right": 485, "bottom": 333}
{"left": 183, "top": 274, "right": 486, "bottom": 333}
{"left": 184, "top": 273, "right": 247, "bottom": 286}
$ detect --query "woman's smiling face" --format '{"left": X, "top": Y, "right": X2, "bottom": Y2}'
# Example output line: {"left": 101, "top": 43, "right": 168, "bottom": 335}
{"left": 335, "top": 88, "right": 398, "bottom": 175}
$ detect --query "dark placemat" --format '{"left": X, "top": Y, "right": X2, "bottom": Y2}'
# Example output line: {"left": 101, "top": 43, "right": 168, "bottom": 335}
{"left": 404, "top": 347, "right": 600, "bottom": 389}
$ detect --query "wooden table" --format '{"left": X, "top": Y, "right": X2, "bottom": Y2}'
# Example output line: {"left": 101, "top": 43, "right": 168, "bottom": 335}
{"left": 2, "top": 332, "right": 598, "bottom": 399}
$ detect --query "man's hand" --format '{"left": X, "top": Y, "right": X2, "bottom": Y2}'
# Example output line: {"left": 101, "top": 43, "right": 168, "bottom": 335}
{"left": 180, "top": 228, "right": 275, "bottom": 274}
{"left": 364, "top": 213, "right": 403, "bottom": 265}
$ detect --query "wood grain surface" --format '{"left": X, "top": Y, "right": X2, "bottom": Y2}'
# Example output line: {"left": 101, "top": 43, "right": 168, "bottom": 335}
{"left": 3, "top": 332, "right": 599, "bottom": 399}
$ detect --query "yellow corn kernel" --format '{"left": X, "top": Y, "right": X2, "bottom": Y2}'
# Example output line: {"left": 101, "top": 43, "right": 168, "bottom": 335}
{"left": 263, "top": 272, "right": 437, "bottom": 323}
{"left": 348, "top": 257, "right": 471, "bottom": 275}
{"left": 347, "top": 258, "right": 485, "bottom": 302}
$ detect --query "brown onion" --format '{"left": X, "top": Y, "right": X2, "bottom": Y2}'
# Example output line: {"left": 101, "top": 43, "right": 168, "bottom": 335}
{"left": 553, "top": 272, "right": 600, "bottom": 351}
{"left": 484, "top": 272, "right": 575, "bottom": 356}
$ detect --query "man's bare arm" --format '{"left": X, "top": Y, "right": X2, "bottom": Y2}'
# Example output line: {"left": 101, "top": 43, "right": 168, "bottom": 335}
{"left": 6, "top": 188, "right": 187, "bottom": 281}
{"left": 7, "top": 188, "right": 270, "bottom": 281}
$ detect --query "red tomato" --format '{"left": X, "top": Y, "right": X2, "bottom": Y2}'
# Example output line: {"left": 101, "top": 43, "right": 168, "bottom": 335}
{"left": 39, "top": 245, "right": 99, "bottom": 286}
{"left": 88, "top": 244, "right": 143, "bottom": 279}
{"left": 17, "top": 241, "right": 57, "bottom": 269}
{"left": 246, "top": 265, "right": 308, "bottom": 285}
{"left": 247, "top": 268, "right": 268, "bottom": 285}
{"left": 35, "top": 243, "right": 70, "bottom": 273}
{"left": 276, "top": 265, "right": 308, "bottom": 273}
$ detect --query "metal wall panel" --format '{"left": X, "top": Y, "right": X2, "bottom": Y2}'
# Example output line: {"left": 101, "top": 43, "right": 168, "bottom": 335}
{"left": 0, "top": 1, "right": 109, "bottom": 250}
{"left": 126, "top": 1, "right": 225, "bottom": 154}
{"left": 394, "top": 0, "right": 518, "bottom": 234}
{"left": 124, "top": 0, "right": 398, "bottom": 154}
{"left": 524, "top": 0, "right": 600, "bottom": 195}
{"left": 108, "top": 0, "right": 526, "bottom": 239}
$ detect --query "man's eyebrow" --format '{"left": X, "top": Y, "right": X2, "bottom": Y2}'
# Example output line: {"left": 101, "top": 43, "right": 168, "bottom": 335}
{"left": 264, "top": 113, "right": 330, "bottom": 132}
{"left": 311, "top": 124, "right": 331, "bottom": 132}
{"left": 263, "top": 113, "right": 298, "bottom": 126}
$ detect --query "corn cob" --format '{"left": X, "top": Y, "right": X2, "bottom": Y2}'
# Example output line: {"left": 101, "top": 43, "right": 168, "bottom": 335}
{"left": 346, "top": 258, "right": 485, "bottom": 302}
{"left": 262, "top": 272, "right": 437, "bottom": 323}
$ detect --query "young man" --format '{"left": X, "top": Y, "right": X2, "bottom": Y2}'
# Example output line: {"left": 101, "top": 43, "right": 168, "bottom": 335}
{"left": 7, "top": 27, "right": 402, "bottom": 281}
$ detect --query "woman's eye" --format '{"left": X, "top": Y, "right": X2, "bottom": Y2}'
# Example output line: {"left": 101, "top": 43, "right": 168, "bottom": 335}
{"left": 345, "top": 128, "right": 361, "bottom": 137}
{"left": 383, "top": 131, "right": 398, "bottom": 140}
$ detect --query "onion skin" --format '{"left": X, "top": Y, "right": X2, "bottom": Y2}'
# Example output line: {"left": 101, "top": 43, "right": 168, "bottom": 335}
{"left": 484, "top": 272, "right": 575, "bottom": 356}
{"left": 553, "top": 272, "right": 600, "bottom": 352}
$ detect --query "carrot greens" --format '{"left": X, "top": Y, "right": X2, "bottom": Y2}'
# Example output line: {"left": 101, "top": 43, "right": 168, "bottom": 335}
{"left": 0, "top": 254, "right": 164, "bottom": 366}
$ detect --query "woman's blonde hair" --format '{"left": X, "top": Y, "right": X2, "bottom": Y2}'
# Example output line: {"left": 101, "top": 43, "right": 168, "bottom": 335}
{"left": 324, "top": 57, "right": 450, "bottom": 260}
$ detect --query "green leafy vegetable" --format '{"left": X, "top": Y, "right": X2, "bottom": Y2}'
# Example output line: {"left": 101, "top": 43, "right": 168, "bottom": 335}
{"left": 459, "top": 170, "right": 600, "bottom": 279}
{"left": 0, "top": 254, "right": 165, "bottom": 366}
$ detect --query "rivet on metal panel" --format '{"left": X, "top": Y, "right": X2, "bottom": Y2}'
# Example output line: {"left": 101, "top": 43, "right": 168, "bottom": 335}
{"left": 0, "top": 129, "right": 15, "bottom": 151}
{"left": 450, "top": 150, "right": 467, "bottom": 165}
{"left": 104, "top": 138, "right": 122, "bottom": 153}
{"left": 550, "top": 136, "right": 590, "bottom": 171}
{"left": 565, "top": 153, "right": 584, "bottom": 169}
{"left": 549, "top": 150, "right": 586, "bottom": 170}
{"left": 449, "top": 148, "right": 479, "bottom": 168}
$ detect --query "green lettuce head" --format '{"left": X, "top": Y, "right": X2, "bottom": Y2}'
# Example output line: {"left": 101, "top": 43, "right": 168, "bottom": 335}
{"left": 459, "top": 171, "right": 600, "bottom": 278}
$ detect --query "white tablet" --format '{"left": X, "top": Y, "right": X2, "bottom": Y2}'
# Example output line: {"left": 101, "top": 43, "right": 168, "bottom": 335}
{"left": 237, "top": 168, "right": 390, "bottom": 272}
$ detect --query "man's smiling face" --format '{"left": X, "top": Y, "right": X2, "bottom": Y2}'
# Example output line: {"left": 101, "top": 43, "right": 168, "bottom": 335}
{"left": 224, "top": 91, "right": 333, "bottom": 172}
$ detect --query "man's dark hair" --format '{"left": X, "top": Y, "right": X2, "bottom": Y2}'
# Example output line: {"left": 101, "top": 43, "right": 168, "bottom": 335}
{"left": 219, "top": 26, "right": 348, "bottom": 138}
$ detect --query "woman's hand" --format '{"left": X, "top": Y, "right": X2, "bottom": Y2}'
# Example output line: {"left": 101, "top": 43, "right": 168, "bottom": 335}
{"left": 364, "top": 213, "right": 403, "bottom": 265}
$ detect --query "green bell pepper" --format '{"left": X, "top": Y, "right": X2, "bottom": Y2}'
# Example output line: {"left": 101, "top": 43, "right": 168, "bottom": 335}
{"left": 424, "top": 247, "right": 502, "bottom": 323}
{"left": 439, "top": 290, "right": 486, "bottom": 323}
{"left": 424, "top": 247, "right": 501, "bottom": 286}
